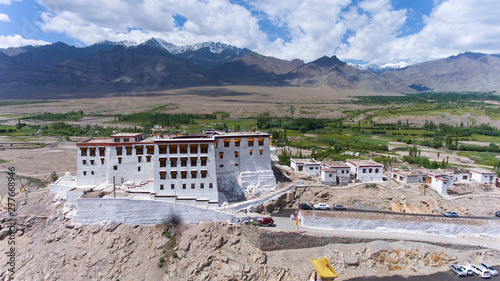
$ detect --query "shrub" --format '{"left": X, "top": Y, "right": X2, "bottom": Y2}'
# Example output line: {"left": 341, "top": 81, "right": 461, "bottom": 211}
{"left": 158, "top": 262, "right": 163, "bottom": 268}
{"left": 173, "top": 252, "right": 178, "bottom": 259}
{"left": 159, "top": 257, "right": 165, "bottom": 263}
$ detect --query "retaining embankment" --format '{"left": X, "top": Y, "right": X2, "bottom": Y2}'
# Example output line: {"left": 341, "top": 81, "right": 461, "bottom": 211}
{"left": 73, "top": 198, "right": 236, "bottom": 225}
{"left": 301, "top": 211, "right": 500, "bottom": 238}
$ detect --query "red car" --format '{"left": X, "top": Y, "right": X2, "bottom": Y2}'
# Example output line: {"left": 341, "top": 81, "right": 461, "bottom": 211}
{"left": 257, "top": 217, "right": 275, "bottom": 227}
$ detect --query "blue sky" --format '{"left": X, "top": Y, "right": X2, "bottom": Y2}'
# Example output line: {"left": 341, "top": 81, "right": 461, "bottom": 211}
{"left": 1, "top": 0, "right": 499, "bottom": 66}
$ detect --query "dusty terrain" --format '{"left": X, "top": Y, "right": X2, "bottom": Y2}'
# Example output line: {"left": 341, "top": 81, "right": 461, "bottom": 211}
{"left": 1, "top": 188, "right": 499, "bottom": 281}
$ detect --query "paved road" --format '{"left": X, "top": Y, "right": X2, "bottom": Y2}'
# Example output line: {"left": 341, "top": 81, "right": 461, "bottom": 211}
{"left": 264, "top": 216, "right": 500, "bottom": 250}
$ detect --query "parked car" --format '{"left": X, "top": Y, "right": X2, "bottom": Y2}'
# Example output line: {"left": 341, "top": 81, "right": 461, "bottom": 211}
{"left": 495, "top": 211, "right": 500, "bottom": 217}
{"left": 459, "top": 265, "right": 474, "bottom": 276}
{"left": 299, "top": 203, "right": 313, "bottom": 210}
{"left": 450, "top": 264, "right": 467, "bottom": 277}
{"left": 471, "top": 264, "right": 492, "bottom": 279}
{"left": 443, "top": 211, "right": 459, "bottom": 218}
{"left": 480, "top": 262, "right": 498, "bottom": 276}
{"left": 257, "top": 217, "right": 275, "bottom": 227}
{"left": 313, "top": 203, "right": 330, "bottom": 210}
{"left": 333, "top": 204, "right": 346, "bottom": 210}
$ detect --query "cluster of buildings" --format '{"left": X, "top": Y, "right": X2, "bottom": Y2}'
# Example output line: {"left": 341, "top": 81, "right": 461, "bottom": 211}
{"left": 76, "top": 131, "right": 276, "bottom": 208}
{"left": 290, "top": 158, "right": 498, "bottom": 195}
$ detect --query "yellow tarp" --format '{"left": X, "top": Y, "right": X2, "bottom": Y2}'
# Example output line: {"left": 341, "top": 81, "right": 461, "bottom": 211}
{"left": 311, "top": 258, "right": 339, "bottom": 280}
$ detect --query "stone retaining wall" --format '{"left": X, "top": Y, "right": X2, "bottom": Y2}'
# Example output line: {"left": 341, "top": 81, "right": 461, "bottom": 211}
{"left": 73, "top": 198, "right": 236, "bottom": 225}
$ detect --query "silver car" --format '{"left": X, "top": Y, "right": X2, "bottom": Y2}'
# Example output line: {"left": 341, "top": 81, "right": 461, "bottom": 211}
{"left": 450, "top": 264, "right": 466, "bottom": 277}
{"left": 480, "top": 262, "right": 498, "bottom": 276}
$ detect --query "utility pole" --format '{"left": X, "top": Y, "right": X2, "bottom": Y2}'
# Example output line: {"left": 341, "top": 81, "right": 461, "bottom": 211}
{"left": 113, "top": 176, "right": 116, "bottom": 198}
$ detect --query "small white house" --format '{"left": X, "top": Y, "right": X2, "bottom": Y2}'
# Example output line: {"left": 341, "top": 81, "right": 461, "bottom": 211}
{"left": 452, "top": 169, "right": 470, "bottom": 182}
{"left": 427, "top": 172, "right": 452, "bottom": 195}
{"left": 321, "top": 161, "right": 350, "bottom": 185}
{"left": 390, "top": 170, "right": 423, "bottom": 185}
{"left": 346, "top": 159, "right": 384, "bottom": 182}
{"left": 290, "top": 158, "right": 321, "bottom": 177}
{"left": 470, "top": 169, "right": 497, "bottom": 185}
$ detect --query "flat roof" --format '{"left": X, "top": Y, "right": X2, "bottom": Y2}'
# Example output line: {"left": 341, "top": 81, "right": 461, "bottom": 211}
{"left": 346, "top": 159, "right": 383, "bottom": 167}
{"left": 322, "top": 161, "right": 350, "bottom": 168}
{"left": 291, "top": 158, "right": 321, "bottom": 164}
{"left": 110, "top": 133, "right": 144, "bottom": 137}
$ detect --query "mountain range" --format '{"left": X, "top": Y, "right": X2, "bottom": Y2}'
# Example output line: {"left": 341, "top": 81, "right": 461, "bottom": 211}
{"left": 1, "top": 38, "right": 499, "bottom": 99}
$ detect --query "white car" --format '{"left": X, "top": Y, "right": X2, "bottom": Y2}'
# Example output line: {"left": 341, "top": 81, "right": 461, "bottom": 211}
{"left": 450, "top": 264, "right": 466, "bottom": 277}
{"left": 471, "top": 264, "right": 492, "bottom": 279}
{"left": 480, "top": 262, "right": 498, "bottom": 276}
{"left": 313, "top": 203, "right": 330, "bottom": 210}
{"left": 459, "top": 265, "right": 473, "bottom": 276}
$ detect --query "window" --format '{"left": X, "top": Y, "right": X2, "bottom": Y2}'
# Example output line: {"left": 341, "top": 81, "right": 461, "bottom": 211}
{"left": 235, "top": 163, "right": 239, "bottom": 167}
{"left": 170, "top": 171, "right": 177, "bottom": 179}
{"left": 190, "top": 157, "right": 197, "bottom": 166}
{"left": 123, "top": 138, "right": 129, "bottom": 143}
{"left": 200, "top": 183, "right": 204, "bottom": 189}
{"left": 138, "top": 166, "right": 141, "bottom": 172}
{"left": 91, "top": 171, "right": 94, "bottom": 175}
{"left": 375, "top": 168, "right": 379, "bottom": 173}
{"left": 90, "top": 160, "right": 95, "bottom": 165}
{"left": 169, "top": 145, "right": 178, "bottom": 154}
{"left": 114, "top": 166, "right": 117, "bottom": 170}
{"left": 369, "top": 168, "right": 372, "bottom": 173}
{"left": 126, "top": 146, "right": 132, "bottom": 155}
{"left": 159, "top": 171, "right": 166, "bottom": 180}
{"left": 191, "top": 171, "right": 197, "bottom": 179}
{"left": 219, "top": 152, "right": 224, "bottom": 159}
{"left": 137, "top": 156, "right": 142, "bottom": 162}
{"left": 114, "top": 138, "right": 120, "bottom": 143}
{"left": 170, "top": 158, "right": 177, "bottom": 167}
{"left": 191, "top": 183, "right": 195, "bottom": 189}
{"left": 224, "top": 140, "right": 230, "bottom": 147}
{"left": 258, "top": 138, "right": 264, "bottom": 146}
{"left": 463, "top": 175, "right": 467, "bottom": 180}
{"left": 147, "top": 146, "right": 154, "bottom": 154}
{"left": 214, "top": 141, "right": 218, "bottom": 148}
{"left": 200, "top": 144, "right": 208, "bottom": 153}
{"left": 209, "top": 183, "right": 213, "bottom": 188}
{"left": 160, "top": 184, "right": 164, "bottom": 190}
{"left": 234, "top": 139, "right": 240, "bottom": 147}
{"left": 182, "top": 184, "right": 186, "bottom": 189}
{"left": 100, "top": 158, "right": 105, "bottom": 165}
{"left": 310, "top": 167, "right": 313, "bottom": 170}
{"left": 329, "top": 174, "right": 332, "bottom": 177}
{"left": 146, "top": 156, "right": 151, "bottom": 162}
{"left": 363, "top": 169, "right": 366, "bottom": 173}
{"left": 158, "top": 145, "right": 167, "bottom": 154}
{"left": 181, "top": 171, "right": 187, "bottom": 179}
{"left": 190, "top": 145, "right": 198, "bottom": 154}
{"left": 219, "top": 164, "right": 224, "bottom": 168}
{"left": 201, "top": 170, "right": 207, "bottom": 178}
{"left": 171, "top": 184, "right": 175, "bottom": 189}
{"left": 116, "top": 147, "right": 122, "bottom": 155}
{"left": 234, "top": 151, "right": 239, "bottom": 158}
{"left": 180, "top": 158, "right": 187, "bottom": 167}
{"left": 89, "top": 148, "right": 96, "bottom": 156}
{"left": 248, "top": 139, "right": 254, "bottom": 146}
{"left": 200, "top": 157, "right": 207, "bottom": 166}
{"left": 80, "top": 147, "right": 87, "bottom": 156}
{"left": 249, "top": 149, "right": 253, "bottom": 155}
{"left": 118, "top": 157, "right": 122, "bottom": 164}
{"left": 83, "top": 171, "right": 87, "bottom": 176}
{"left": 159, "top": 158, "right": 167, "bottom": 168}
{"left": 82, "top": 160, "right": 86, "bottom": 165}
{"left": 259, "top": 149, "right": 263, "bottom": 155}
{"left": 135, "top": 146, "right": 143, "bottom": 155}
{"left": 179, "top": 145, "right": 188, "bottom": 154}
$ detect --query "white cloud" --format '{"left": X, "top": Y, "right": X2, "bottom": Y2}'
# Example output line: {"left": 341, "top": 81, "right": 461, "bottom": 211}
{"left": 29, "top": 0, "right": 500, "bottom": 65}
{"left": 0, "top": 34, "right": 50, "bottom": 48}
{"left": 0, "top": 13, "right": 10, "bottom": 22}
{"left": 0, "top": 0, "right": 21, "bottom": 4}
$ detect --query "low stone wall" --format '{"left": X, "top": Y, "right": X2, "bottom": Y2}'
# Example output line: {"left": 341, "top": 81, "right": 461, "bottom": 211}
{"left": 73, "top": 198, "right": 236, "bottom": 225}
{"left": 301, "top": 211, "right": 500, "bottom": 238}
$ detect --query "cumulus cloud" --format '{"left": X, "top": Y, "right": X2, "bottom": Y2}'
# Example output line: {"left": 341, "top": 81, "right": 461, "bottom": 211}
{"left": 0, "top": 34, "right": 50, "bottom": 48}
{"left": 0, "top": 13, "right": 11, "bottom": 22}
{"left": 29, "top": 0, "right": 500, "bottom": 65}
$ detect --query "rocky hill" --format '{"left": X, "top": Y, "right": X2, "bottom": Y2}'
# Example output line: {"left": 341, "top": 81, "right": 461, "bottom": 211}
{"left": 381, "top": 52, "right": 500, "bottom": 92}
